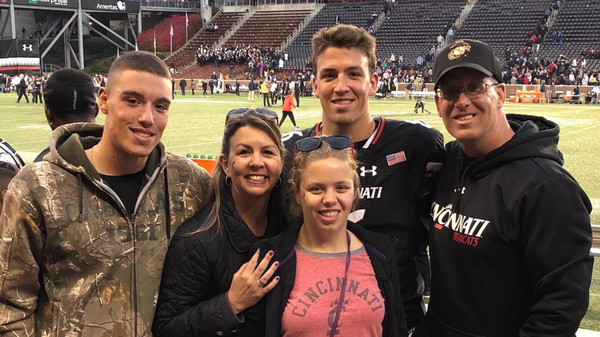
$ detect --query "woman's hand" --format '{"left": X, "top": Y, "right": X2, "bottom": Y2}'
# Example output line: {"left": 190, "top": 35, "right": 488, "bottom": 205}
{"left": 227, "top": 249, "right": 280, "bottom": 314}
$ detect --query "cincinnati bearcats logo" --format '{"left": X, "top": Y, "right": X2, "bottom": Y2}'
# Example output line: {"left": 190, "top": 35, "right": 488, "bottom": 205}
{"left": 359, "top": 165, "right": 377, "bottom": 177}
{"left": 22, "top": 44, "right": 33, "bottom": 52}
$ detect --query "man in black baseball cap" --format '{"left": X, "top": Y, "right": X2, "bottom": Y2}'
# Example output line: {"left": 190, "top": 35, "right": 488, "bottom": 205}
{"left": 34, "top": 68, "right": 98, "bottom": 162}
{"left": 415, "top": 39, "right": 592, "bottom": 337}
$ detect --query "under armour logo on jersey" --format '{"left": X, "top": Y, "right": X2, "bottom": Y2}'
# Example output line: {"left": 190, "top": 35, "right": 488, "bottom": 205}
{"left": 22, "top": 44, "right": 33, "bottom": 52}
{"left": 359, "top": 165, "right": 377, "bottom": 177}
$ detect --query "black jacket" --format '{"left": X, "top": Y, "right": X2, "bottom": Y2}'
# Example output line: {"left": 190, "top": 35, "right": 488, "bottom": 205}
{"left": 152, "top": 189, "right": 287, "bottom": 337}
{"left": 417, "top": 114, "right": 593, "bottom": 337}
{"left": 255, "top": 223, "right": 408, "bottom": 337}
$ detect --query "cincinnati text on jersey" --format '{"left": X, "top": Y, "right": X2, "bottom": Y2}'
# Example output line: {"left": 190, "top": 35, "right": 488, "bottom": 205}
{"left": 431, "top": 202, "right": 491, "bottom": 247}
{"left": 359, "top": 186, "right": 383, "bottom": 199}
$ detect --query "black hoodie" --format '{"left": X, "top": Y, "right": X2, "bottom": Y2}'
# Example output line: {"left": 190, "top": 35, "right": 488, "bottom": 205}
{"left": 417, "top": 114, "right": 593, "bottom": 337}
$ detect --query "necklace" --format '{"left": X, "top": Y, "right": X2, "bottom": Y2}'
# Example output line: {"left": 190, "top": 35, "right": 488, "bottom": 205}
{"left": 330, "top": 231, "right": 351, "bottom": 337}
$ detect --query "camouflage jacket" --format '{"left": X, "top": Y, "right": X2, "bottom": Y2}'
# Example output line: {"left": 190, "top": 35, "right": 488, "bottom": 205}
{"left": 0, "top": 123, "right": 210, "bottom": 337}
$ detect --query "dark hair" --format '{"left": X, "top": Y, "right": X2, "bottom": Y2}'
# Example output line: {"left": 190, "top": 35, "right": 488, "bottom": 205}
{"left": 44, "top": 68, "right": 98, "bottom": 118}
{"left": 194, "top": 110, "right": 285, "bottom": 234}
{"left": 0, "top": 165, "right": 17, "bottom": 191}
{"left": 108, "top": 51, "right": 171, "bottom": 82}
{"left": 312, "top": 24, "right": 376, "bottom": 75}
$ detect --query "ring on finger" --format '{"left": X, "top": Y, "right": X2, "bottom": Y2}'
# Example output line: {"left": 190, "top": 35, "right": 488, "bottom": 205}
{"left": 257, "top": 279, "right": 266, "bottom": 287}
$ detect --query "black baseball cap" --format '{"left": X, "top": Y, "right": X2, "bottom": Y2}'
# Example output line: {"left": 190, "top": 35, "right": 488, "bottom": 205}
{"left": 44, "top": 69, "right": 97, "bottom": 116}
{"left": 433, "top": 39, "right": 503, "bottom": 89}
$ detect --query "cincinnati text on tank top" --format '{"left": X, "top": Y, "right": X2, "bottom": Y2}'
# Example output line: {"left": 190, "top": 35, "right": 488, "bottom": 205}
{"left": 281, "top": 244, "right": 385, "bottom": 337}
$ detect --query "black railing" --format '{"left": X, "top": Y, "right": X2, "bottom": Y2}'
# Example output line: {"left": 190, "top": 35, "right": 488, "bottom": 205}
{"left": 141, "top": 0, "right": 202, "bottom": 8}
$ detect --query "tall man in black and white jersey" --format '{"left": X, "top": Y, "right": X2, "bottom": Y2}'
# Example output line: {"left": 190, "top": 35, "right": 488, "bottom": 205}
{"left": 281, "top": 24, "right": 445, "bottom": 335}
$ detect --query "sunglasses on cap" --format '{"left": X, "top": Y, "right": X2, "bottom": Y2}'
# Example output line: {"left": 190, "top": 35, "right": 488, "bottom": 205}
{"left": 293, "top": 136, "right": 354, "bottom": 166}
{"left": 226, "top": 108, "right": 279, "bottom": 124}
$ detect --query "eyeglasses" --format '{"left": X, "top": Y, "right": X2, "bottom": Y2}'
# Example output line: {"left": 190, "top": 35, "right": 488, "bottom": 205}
{"left": 226, "top": 108, "right": 279, "bottom": 124}
{"left": 293, "top": 136, "right": 354, "bottom": 166}
{"left": 436, "top": 82, "right": 499, "bottom": 101}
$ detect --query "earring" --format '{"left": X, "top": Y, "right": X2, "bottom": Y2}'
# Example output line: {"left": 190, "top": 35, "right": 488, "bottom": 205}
{"left": 275, "top": 176, "right": 282, "bottom": 187}
{"left": 225, "top": 176, "right": 232, "bottom": 186}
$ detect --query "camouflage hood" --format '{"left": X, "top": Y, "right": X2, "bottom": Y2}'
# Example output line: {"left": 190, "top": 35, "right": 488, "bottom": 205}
{"left": 46, "top": 122, "right": 168, "bottom": 184}
{"left": 0, "top": 123, "right": 210, "bottom": 337}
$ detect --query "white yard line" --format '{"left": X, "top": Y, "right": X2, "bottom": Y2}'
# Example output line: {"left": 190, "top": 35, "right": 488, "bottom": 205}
{"left": 562, "top": 123, "right": 600, "bottom": 137}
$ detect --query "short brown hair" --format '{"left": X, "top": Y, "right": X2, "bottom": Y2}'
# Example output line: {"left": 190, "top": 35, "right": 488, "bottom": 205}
{"left": 311, "top": 24, "right": 377, "bottom": 75}
{"left": 107, "top": 51, "right": 171, "bottom": 82}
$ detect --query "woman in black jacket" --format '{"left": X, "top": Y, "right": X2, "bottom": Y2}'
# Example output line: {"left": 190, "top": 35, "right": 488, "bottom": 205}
{"left": 256, "top": 136, "right": 407, "bottom": 337}
{"left": 153, "top": 109, "right": 287, "bottom": 337}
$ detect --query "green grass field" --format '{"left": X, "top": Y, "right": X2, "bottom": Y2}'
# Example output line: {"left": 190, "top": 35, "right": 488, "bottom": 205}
{"left": 1, "top": 91, "right": 600, "bottom": 329}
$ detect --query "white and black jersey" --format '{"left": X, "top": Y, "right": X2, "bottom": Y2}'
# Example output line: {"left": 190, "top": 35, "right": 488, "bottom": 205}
{"left": 282, "top": 116, "right": 445, "bottom": 330}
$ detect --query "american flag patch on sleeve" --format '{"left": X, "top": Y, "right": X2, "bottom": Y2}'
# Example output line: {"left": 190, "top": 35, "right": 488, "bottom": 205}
{"left": 386, "top": 151, "right": 406, "bottom": 166}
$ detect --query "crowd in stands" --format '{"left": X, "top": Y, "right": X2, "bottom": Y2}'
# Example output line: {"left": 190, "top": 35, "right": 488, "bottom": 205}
{"left": 205, "top": 23, "right": 219, "bottom": 32}
{"left": 504, "top": 44, "right": 599, "bottom": 86}
{"left": 581, "top": 49, "right": 600, "bottom": 59}
{"left": 195, "top": 44, "right": 289, "bottom": 77}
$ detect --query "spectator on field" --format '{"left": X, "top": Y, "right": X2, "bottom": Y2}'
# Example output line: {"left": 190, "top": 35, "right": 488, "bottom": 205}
{"left": 202, "top": 79, "right": 208, "bottom": 97}
{"left": 413, "top": 98, "right": 431, "bottom": 114}
{"left": 0, "top": 73, "right": 6, "bottom": 94}
{"left": 279, "top": 90, "right": 298, "bottom": 129}
{"left": 16, "top": 74, "right": 29, "bottom": 103}
{"left": 248, "top": 78, "right": 256, "bottom": 101}
{"left": 260, "top": 80, "right": 271, "bottom": 107}
{"left": 180, "top": 78, "right": 187, "bottom": 95}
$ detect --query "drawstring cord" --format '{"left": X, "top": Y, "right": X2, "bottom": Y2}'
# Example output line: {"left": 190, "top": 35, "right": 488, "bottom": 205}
{"left": 164, "top": 167, "right": 171, "bottom": 240}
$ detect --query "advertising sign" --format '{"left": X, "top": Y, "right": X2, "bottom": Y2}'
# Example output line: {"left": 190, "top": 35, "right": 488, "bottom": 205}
{"left": 82, "top": 0, "right": 140, "bottom": 13}
{"left": 0, "top": 39, "right": 41, "bottom": 75}
{"left": 13, "top": 0, "right": 78, "bottom": 9}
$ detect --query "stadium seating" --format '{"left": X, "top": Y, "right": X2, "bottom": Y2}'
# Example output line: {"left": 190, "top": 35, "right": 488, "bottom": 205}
{"left": 223, "top": 10, "right": 312, "bottom": 49}
{"left": 454, "top": 0, "right": 551, "bottom": 64}
{"left": 537, "top": 0, "right": 600, "bottom": 72}
{"left": 164, "top": 11, "right": 244, "bottom": 70}
{"left": 165, "top": 0, "right": 600, "bottom": 79}
{"left": 374, "top": 0, "right": 464, "bottom": 68}
{"left": 283, "top": 1, "right": 386, "bottom": 70}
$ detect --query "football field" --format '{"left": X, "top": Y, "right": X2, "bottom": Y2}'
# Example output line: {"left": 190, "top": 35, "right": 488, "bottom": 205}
{"left": 1, "top": 91, "right": 600, "bottom": 329}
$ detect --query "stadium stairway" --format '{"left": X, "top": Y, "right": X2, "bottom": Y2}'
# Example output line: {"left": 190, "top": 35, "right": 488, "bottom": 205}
{"left": 171, "top": 9, "right": 311, "bottom": 80}
{"left": 537, "top": 0, "right": 600, "bottom": 73}
{"left": 164, "top": 11, "right": 245, "bottom": 72}
{"left": 282, "top": 1, "right": 386, "bottom": 70}
{"left": 374, "top": 0, "right": 464, "bottom": 68}
{"left": 1, "top": 9, "right": 38, "bottom": 40}
{"left": 223, "top": 10, "right": 312, "bottom": 49}
{"left": 454, "top": 0, "right": 552, "bottom": 67}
